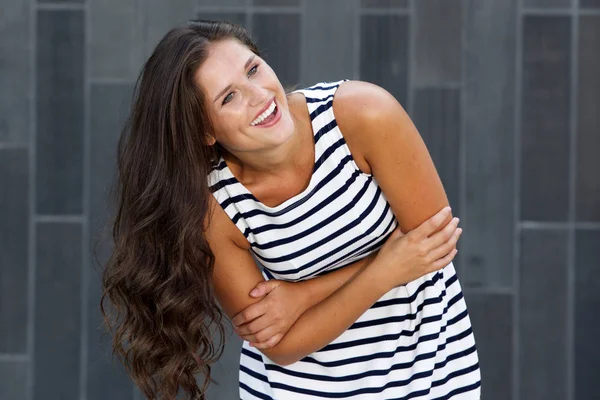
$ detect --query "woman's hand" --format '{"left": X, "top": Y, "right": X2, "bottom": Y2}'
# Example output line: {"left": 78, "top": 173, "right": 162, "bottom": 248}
{"left": 372, "top": 206, "right": 461, "bottom": 290}
{"left": 232, "top": 280, "right": 308, "bottom": 349}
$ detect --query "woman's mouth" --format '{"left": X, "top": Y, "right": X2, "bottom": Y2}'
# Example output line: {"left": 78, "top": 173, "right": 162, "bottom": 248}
{"left": 250, "top": 99, "right": 281, "bottom": 128}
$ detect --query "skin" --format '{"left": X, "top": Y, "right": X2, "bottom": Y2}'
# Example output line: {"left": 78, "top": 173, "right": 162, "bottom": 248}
{"left": 199, "top": 39, "right": 460, "bottom": 366}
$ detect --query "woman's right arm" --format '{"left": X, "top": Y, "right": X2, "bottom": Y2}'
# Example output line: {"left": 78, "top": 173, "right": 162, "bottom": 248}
{"left": 207, "top": 198, "right": 459, "bottom": 366}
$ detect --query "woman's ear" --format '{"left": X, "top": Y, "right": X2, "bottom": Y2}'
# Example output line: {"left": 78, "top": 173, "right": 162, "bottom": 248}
{"left": 204, "top": 135, "right": 217, "bottom": 146}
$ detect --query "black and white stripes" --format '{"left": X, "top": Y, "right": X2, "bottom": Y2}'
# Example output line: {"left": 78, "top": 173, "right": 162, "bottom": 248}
{"left": 208, "top": 80, "right": 481, "bottom": 399}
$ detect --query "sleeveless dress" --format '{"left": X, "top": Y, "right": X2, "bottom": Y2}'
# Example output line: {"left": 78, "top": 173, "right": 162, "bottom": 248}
{"left": 208, "top": 80, "right": 481, "bottom": 399}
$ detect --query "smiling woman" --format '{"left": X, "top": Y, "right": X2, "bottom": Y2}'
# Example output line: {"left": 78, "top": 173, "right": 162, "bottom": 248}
{"left": 100, "top": 19, "right": 481, "bottom": 400}
{"left": 195, "top": 39, "right": 297, "bottom": 164}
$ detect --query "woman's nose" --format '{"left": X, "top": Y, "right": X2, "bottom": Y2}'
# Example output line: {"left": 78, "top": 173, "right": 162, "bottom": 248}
{"left": 248, "top": 84, "right": 269, "bottom": 106}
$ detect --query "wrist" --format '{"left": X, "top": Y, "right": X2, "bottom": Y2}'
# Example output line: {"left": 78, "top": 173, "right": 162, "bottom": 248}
{"left": 364, "top": 258, "right": 394, "bottom": 294}
{"left": 295, "top": 280, "right": 317, "bottom": 313}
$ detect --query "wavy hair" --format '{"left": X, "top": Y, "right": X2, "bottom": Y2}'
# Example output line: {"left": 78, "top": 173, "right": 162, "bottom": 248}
{"left": 100, "top": 20, "right": 261, "bottom": 399}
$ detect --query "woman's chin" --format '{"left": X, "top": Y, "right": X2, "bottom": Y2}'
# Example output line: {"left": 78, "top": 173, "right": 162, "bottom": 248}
{"left": 255, "top": 110, "right": 295, "bottom": 143}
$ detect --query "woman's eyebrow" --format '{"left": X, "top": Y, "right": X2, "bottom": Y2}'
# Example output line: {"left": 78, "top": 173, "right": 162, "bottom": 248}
{"left": 212, "top": 55, "right": 256, "bottom": 102}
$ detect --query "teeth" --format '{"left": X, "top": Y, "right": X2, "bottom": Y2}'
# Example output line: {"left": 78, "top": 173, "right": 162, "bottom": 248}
{"left": 251, "top": 100, "right": 276, "bottom": 126}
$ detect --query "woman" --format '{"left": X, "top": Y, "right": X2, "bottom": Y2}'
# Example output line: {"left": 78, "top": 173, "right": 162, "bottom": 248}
{"left": 102, "top": 20, "right": 481, "bottom": 399}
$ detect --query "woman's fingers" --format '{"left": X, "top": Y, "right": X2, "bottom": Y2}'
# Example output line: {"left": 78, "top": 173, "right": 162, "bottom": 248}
{"left": 240, "top": 325, "right": 278, "bottom": 345}
{"left": 235, "top": 314, "right": 271, "bottom": 336}
{"left": 233, "top": 308, "right": 262, "bottom": 328}
{"left": 251, "top": 333, "right": 284, "bottom": 350}
{"left": 412, "top": 207, "right": 452, "bottom": 241}
{"left": 430, "top": 248, "right": 458, "bottom": 272}
{"left": 425, "top": 218, "right": 461, "bottom": 257}
{"left": 427, "top": 227, "right": 462, "bottom": 263}
{"left": 425, "top": 217, "right": 460, "bottom": 250}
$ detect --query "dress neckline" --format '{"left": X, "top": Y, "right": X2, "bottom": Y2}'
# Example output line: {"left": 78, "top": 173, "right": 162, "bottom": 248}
{"left": 218, "top": 90, "right": 318, "bottom": 211}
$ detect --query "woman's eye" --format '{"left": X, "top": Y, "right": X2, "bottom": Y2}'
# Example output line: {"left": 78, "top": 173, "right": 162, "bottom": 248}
{"left": 222, "top": 92, "right": 234, "bottom": 105}
{"left": 222, "top": 65, "right": 259, "bottom": 105}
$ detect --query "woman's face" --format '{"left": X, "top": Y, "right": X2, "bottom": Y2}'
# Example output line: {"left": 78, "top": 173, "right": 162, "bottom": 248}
{"left": 195, "top": 39, "right": 295, "bottom": 154}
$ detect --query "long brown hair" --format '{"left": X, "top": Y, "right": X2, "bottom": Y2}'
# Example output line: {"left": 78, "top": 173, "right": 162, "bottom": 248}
{"left": 100, "top": 20, "right": 261, "bottom": 399}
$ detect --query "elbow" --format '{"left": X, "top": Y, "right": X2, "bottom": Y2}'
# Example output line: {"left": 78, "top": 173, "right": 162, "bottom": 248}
{"left": 268, "top": 355, "right": 296, "bottom": 367}
{"left": 260, "top": 345, "right": 302, "bottom": 367}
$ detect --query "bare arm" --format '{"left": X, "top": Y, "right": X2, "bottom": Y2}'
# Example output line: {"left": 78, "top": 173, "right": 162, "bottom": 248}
{"left": 298, "top": 255, "right": 372, "bottom": 309}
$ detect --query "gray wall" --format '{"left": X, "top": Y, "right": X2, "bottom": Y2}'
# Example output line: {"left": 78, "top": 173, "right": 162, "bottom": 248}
{"left": 1, "top": 0, "right": 599, "bottom": 399}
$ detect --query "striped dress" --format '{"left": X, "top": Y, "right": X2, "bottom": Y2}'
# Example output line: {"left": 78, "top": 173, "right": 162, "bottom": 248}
{"left": 208, "top": 80, "right": 481, "bottom": 399}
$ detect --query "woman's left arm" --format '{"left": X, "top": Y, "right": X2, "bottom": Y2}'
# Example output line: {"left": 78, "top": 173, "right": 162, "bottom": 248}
{"left": 336, "top": 80, "right": 453, "bottom": 233}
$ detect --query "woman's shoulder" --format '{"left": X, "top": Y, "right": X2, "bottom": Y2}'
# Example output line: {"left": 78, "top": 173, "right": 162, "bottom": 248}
{"left": 333, "top": 80, "right": 411, "bottom": 175}
{"left": 333, "top": 79, "right": 402, "bottom": 123}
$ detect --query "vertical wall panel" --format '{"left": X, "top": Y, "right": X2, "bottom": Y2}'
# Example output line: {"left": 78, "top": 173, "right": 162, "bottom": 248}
{"left": 413, "top": 89, "right": 461, "bottom": 211}
{"left": 144, "top": 0, "right": 195, "bottom": 59}
{"left": 303, "top": 0, "right": 355, "bottom": 85}
{"left": 521, "top": 16, "right": 571, "bottom": 222}
{"left": 0, "top": 0, "right": 30, "bottom": 144}
{"left": 33, "top": 223, "right": 82, "bottom": 400}
{"left": 360, "top": 15, "right": 409, "bottom": 106}
{"left": 0, "top": 360, "right": 28, "bottom": 399}
{"left": 575, "top": 230, "right": 600, "bottom": 400}
{"left": 36, "top": 10, "right": 85, "bottom": 215}
{"left": 576, "top": 17, "right": 600, "bottom": 222}
{"left": 87, "top": 84, "right": 134, "bottom": 400}
{"left": 465, "top": 293, "right": 512, "bottom": 400}
{"left": 90, "top": 0, "right": 142, "bottom": 80}
{"left": 463, "top": 0, "right": 516, "bottom": 289}
{"left": 413, "top": 0, "right": 463, "bottom": 86}
{"left": 519, "top": 230, "right": 568, "bottom": 400}
{"left": 0, "top": 149, "right": 29, "bottom": 353}
{"left": 252, "top": 14, "right": 301, "bottom": 88}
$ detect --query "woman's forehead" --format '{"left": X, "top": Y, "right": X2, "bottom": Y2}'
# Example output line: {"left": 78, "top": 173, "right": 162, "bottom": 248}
{"left": 196, "top": 40, "right": 254, "bottom": 97}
